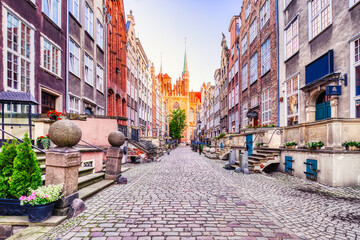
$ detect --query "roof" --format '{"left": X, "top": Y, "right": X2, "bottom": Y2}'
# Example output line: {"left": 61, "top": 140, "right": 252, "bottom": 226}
{"left": 163, "top": 73, "right": 171, "bottom": 79}
{"left": 0, "top": 91, "right": 38, "bottom": 104}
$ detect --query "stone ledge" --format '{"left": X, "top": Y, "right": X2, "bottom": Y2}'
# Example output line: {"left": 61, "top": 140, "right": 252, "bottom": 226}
{"left": 0, "top": 216, "right": 66, "bottom": 227}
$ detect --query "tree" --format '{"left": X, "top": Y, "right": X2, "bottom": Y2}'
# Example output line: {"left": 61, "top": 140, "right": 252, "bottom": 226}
{"left": 168, "top": 108, "right": 187, "bottom": 141}
{"left": 9, "top": 133, "right": 42, "bottom": 199}
{"left": 0, "top": 140, "right": 17, "bottom": 199}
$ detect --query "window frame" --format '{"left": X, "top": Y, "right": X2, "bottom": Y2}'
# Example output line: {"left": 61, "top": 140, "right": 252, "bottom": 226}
{"left": 284, "top": 15, "right": 299, "bottom": 60}
{"left": 242, "top": 63, "right": 248, "bottom": 91}
{"left": 249, "top": 18, "right": 257, "bottom": 44}
{"left": 42, "top": 0, "right": 62, "bottom": 27}
{"left": 84, "top": 52, "right": 93, "bottom": 86}
{"left": 96, "top": 64, "right": 104, "bottom": 92}
{"left": 40, "top": 35, "right": 61, "bottom": 77}
{"left": 285, "top": 74, "right": 299, "bottom": 125}
{"left": 260, "top": 0, "right": 270, "bottom": 30}
{"left": 242, "top": 102, "right": 249, "bottom": 128}
{"left": 69, "top": 0, "right": 80, "bottom": 21}
{"left": 241, "top": 34, "right": 247, "bottom": 55}
{"left": 69, "top": 95, "right": 81, "bottom": 114}
{"left": 96, "top": 19, "right": 104, "bottom": 49}
{"left": 69, "top": 38, "right": 80, "bottom": 77}
{"left": 349, "top": 0, "right": 360, "bottom": 8}
{"left": 261, "top": 37, "right": 271, "bottom": 76}
{"left": 351, "top": 37, "right": 360, "bottom": 118}
{"left": 85, "top": 2, "right": 94, "bottom": 37}
{"left": 308, "top": 0, "right": 332, "bottom": 40}
{"left": 245, "top": 1, "right": 251, "bottom": 20}
{"left": 4, "top": 9, "right": 35, "bottom": 94}
{"left": 261, "top": 88, "right": 271, "bottom": 125}
{"left": 250, "top": 52, "right": 258, "bottom": 84}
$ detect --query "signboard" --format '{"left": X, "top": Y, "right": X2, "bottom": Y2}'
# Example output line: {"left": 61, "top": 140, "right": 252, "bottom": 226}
{"left": 326, "top": 86, "right": 341, "bottom": 95}
{"left": 305, "top": 50, "right": 334, "bottom": 85}
{"left": 247, "top": 111, "right": 258, "bottom": 119}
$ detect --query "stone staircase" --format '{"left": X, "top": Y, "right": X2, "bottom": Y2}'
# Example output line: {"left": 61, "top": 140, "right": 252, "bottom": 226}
{"left": 36, "top": 149, "right": 114, "bottom": 201}
{"left": 128, "top": 139, "right": 161, "bottom": 159}
{"left": 217, "top": 148, "right": 231, "bottom": 160}
{"left": 248, "top": 148, "right": 281, "bottom": 172}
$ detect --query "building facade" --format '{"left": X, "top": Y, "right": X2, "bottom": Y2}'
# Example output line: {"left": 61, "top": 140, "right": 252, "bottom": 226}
{"left": 238, "top": 0, "right": 278, "bottom": 128}
{"left": 158, "top": 51, "right": 201, "bottom": 141}
{"left": 278, "top": 0, "right": 360, "bottom": 126}
{"left": 0, "top": 0, "right": 67, "bottom": 114}
{"left": 67, "top": 0, "right": 107, "bottom": 115}
{"left": 106, "top": 0, "right": 127, "bottom": 121}
{"left": 213, "top": 69, "right": 221, "bottom": 137}
{"left": 220, "top": 34, "right": 230, "bottom": 133}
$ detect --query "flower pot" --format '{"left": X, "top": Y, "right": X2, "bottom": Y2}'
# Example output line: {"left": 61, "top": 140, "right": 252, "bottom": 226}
{"left": 285, "top": 145, "right": 296, "bottom": 149}
{"left": 37, "top": 140, "right": 44, "bottom": 149}
{"left": 348, "top": 146, "right": 359, "bottom": 151}
{"left": 0, "top": 199, "right": 26, "bottom": 216}
{"left": 308, "top": 146, "right": 320, "bottom": 150}
{"left": 25, "top": 202, "right": 55, "bottom": 222}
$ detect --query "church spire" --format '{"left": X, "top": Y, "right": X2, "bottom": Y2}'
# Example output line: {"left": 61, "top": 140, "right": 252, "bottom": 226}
{"left": 160, "top": 53, "right": 163, "bottom": 74}
{"left": 182, "top": 49, "right": 189, "bottom": 75}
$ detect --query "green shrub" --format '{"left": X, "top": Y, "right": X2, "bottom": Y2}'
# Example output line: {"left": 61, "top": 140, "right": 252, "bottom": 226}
{"left": 284, "top": 141, "right": 297, "bottom": 146}
{"left": 305, "top": 141, "right": 324, "bottom": 149}
{"left": 9, "top": 133, "right": 42, "bottom": 199}
{"left": 256, "top": 142, "right": 264, "bottom": 147}
{"left": 0, "top": 140, "right": 18, "bottom": 199}
{"left": 343, "top": 141, "right": 358, "bottom": 147}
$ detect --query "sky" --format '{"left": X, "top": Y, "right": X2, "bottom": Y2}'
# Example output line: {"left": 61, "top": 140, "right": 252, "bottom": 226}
{"left": 124, "top": 0, "right": 243, "bottom": 92}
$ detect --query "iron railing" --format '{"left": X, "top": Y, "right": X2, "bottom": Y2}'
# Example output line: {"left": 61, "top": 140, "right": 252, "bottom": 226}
{"left": 0, "top": 128, "right": 46, "bottom": 153}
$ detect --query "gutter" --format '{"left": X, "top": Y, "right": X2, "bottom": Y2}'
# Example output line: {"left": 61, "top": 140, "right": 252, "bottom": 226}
{"left": 276, "top": 0, "right": 280, "bottom": 127}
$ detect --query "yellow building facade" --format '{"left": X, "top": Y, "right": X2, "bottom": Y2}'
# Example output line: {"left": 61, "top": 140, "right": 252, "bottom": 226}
{"left": 157, "top": 51, "right": 201, "bottom": 142}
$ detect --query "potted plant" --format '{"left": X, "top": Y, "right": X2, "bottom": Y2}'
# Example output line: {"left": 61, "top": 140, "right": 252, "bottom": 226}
{"left": 284, "top": 141, "right": 297, "bottom": 149}
{"left": 343, "top": 141, "right": 359, "bottom": 151}
{"left": 47, "top": 110, "right": 66, "bottom": 121}
{"left": 256, "top": 142, "right": 264, "bottom": 147}
{"left": 305, "top": 141, "right": 324, "bottom": 150}
{"left": 0, "top": 140, "right": 26, "bottom": 216}
{"left": 20, "top": 184, "right": 63, "bottom": 222}
{"left": 36, "top": 135, "right": 50, "bottom": 150}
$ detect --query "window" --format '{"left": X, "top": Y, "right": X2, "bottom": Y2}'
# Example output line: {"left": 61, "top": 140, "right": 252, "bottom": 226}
{"left": 245, "top": 1, "right": 251, "bottom": 19}
{"left": 96, "top": 65, "right": 104, "bottom": 92}
{"left": 251, "top": 95, "right": 258, "bottom": 108}
{"left": 350, "top": 0, "right": 360, "bottom": 7}
{"left": 69, "top": 0, "right": 80, "bottom": 21}
{"left": 241, "top": 34, "right": 247, "bottom": 55}
{"left": 284, "top": 0, "right": 294, "bottom": 9}
{"left": 242, "top": 102, "right": 248, "bottom": 127}
{"left": 96, "top": 20, "right": 104, "bottom": 48}
{"left": 261, "top": 38, "right": 271, "bottom": 75}
{"left": 235, "top": 85, "right": 239, "bottom": 105}
{"left": 260, "top": 0, "right": 270, "bottom": 29}
{"left": 249, "top": 18, "right": 257, "bottom": 43}
{"left": 69, "top": 38, "right": 80, "bottom": 76}
{"left": 43, "top": 0, "right": 61, "bottom": 27}
{"left": 250, "top": 53, "right": 258, "bottom": 84}
{"left": 285, "top": 16, "right": 299, "bottom": 60}
{"left": 41, "top": 37, "right": 61, "bottom": 76}
{"left": 353, "top": 38, "right": 360, "bottom": 118}
{"left": 242, "top": 64, "right": 248, "bottom": 91}
{"left": 234, "top": 60, "right": 239, "bottom": 75}
{"left": 308, "top": 0, "right": 332, "bottom": 40}
{"left": 69, "top": 95, "right": 80, "bottom": 113}
{"left": 85, "top": 2, "right": 94, "bottom": 36}
{"left": 286, "top": 75, "right": 299, "bottom": 125}
{"left": 84, "top": 53, "right": 93, "bottom": 85}
{"left": 5, "top": 12, "right": 33, "bottom": 93}
{"left": 262, "top": 89, "right": 271, "bottom": 124}
{"left": 96, "top": 106, "right": 105, "bottom": 115}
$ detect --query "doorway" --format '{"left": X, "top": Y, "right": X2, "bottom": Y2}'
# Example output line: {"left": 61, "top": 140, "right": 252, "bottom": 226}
{"left": 315, "top": 92, "right": 331, "bottom": 121}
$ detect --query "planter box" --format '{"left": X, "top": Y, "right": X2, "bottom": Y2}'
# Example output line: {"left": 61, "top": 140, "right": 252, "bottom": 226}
{"left": 0, "top": 199, "right": 26, "bottom": 216}
{"left": 285, "top": 145, "right": 297, "bottom": 149}
{"left": 25, "top": 202, "right": 55, "bottom": 222}
{"left": 347, "top": 146, "right": 359, "bottom": 151}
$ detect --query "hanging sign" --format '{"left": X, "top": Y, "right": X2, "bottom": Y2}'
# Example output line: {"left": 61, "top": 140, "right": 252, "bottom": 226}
{"left": 326, "top": 86, "right": 341, "bottom": 95}
{"left": 247, "top": 111, "right": 258, "bottom": 119}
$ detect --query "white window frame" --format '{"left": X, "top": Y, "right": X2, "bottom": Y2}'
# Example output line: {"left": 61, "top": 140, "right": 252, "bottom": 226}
{"left": 249, "top": 18, "right": 257, "bottom": 43}
{"left": 308, "top": 0, "right": 332, "bottom": 40}
{"left": 96, "top": 64, "right": 104, "bottom": 92}
{"left": 284, "top": 0, "right": 294, "bottom": 9}
{"left": 96, "top": 19, "right": 104, "bottom": 49}
{"left": 242, "top": 102, "right": 248, "bottom": 128}
{"left": 69, "top": 95, "right": 81, "bottom": 114}
{"left": 284, "top": 16, "right": 299, "bottom": 60}
{"left": 96, "top": 106, "right": 105, "bottom": 115}
{"left": 262, "top": 88, "right": 271, "bottom": 125}
{"left": 42, "top": 0, "right": 62, "bottom": 27}
{"left": 350, "top": 37, "right": 360, "bottom": 118}
{"left": 245, "top": 1, "right": 251, "bottom": 19}
{"left": 261, "top": 38, "right": 271, "bottom": 75}
{"left": 241, "top": 34, "right": 247, "bottom": 55}
{"left": 3, "top": 8, "right": 35, "bottom": 94}
{"left": 85, "top": 2, "right": 94, "bottom": 37}
{"left": 349, "top": 0, "right": 360, "bottom": 8}
{"left": 40, "top": 35, "right": 61, "bottom": 77}
{"left": 251, "top": 95, "right": 258, "bottom": 109}
{"left": 69, "top": 0, "right": 80, "bottom": 21}
{"left": 260, "top": 0, "right": 270, "bottom": 29}
{"left": 285, "top": 74, "right": 299, "bottom": 125}
{"left": 84, "top": 53, "right": 93, "bottom": 85}
{"left": 242, "top": 63, "right": 248, "bottom": 91}
{"left": 69, "top": 38, "right": 80, "bottom": 77}
{"left": 250, "top": 52, "right": 258, "bottom": 84}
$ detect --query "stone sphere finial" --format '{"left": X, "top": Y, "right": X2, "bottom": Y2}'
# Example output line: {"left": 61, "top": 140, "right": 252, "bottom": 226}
{"left": 108, "top": 131, "right": 125, "bottom": 147}
{"left": 48, "top": 120, "right": 82, "bottom": 147}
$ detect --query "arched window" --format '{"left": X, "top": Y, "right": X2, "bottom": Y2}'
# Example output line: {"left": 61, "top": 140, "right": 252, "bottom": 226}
{"left": 189, "top": 108, "right": 195, "bottom": 122}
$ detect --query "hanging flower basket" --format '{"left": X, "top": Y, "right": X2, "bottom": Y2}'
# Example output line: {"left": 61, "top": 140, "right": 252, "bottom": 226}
{"left": 24, "top": 202, "right": 56, "bottom": 222}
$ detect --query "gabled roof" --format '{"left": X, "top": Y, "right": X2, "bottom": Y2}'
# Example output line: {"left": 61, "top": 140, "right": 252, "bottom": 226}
{"left": 163, "top": 73, "right": 171, "bottom": 79}
{"left": 0, "top": 91, "right": 38, "bottom": 104}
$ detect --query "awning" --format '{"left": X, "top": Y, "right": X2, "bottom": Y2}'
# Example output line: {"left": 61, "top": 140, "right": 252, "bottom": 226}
{"left": 300, "top": 72, "right": 342, "bottom": 92}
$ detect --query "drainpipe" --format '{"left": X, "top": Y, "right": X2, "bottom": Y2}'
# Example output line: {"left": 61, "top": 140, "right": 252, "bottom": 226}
{"left": 276, "top": 0, "right": 280, "bottom": 127}
{"left": 65, "top": 2, "right": 69, "bottom": 113}
{"left": 236, "top": 43, "right": 240, "bottom": 133}
{"left": 104, "top": 8, "right": 108, "bottom": 115}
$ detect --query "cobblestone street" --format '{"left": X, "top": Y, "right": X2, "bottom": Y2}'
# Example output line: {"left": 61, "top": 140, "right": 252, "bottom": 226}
{"left": 40, "top": 147, "right": 360, "bottom": 240}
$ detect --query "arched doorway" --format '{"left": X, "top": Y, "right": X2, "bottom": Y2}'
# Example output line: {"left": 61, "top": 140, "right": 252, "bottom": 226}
{"left": 315, "top": 92, "right": 331, "bottom": 121}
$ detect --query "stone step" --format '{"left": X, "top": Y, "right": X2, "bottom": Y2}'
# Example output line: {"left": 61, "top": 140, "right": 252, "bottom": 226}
{"left": 251, "top": 153, "right": 267, "bottom": 158}
{"left": 78, "top": 172, "right": 105, "bottom": 189}
{"left": 248, "top": 156, "right": 264, "bottom": 161}
{"left": 0, "top": 215, "right": 66, "bottom": 227}
{"left": 248, "top": 159, "right": 261, "bottom": 165}
{"left": 37, "top": 156, "right": 46, "bottom": 165}
{"left": 41, "top": 166, "right": 95, "bottom": 180}
{"left": 6, "top": 226, "right": 53, "bottom": 240}
{"left": 256, "top": 150, "right": 281, "bottom": 155}
{"left": 78, "top": 180, "right": 114, "bottom": 200}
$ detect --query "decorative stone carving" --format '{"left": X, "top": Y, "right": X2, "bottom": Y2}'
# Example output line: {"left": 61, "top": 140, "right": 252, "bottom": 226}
{"left": 210, "top": 148, "right": 216, "bottom": 153}
{"left": 48, "top": 120, "right": 82, "bottom": 147}
{"left": 108, "top": 131, "right": 125, "bottom": 147}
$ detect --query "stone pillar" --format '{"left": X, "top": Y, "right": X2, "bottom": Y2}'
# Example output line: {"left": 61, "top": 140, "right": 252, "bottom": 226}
{"left": 46, "top": 120, "right": 82, "bottom": 216}
{"left": 306, "top": 105, "right": 316, "bottom": 123}
{"left": 242, "top": 151, "right": 249, "bottom": 174}
{"left": 105, "top": 131, "right": 125, "bottom": 180}
{"left": 330, "top": 97, "right": 339, "bottom": 118}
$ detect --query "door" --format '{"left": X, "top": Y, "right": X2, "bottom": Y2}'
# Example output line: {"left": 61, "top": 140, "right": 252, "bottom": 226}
{"left": 246, "top": 134, "right": 253, "bottom": 156}
{"left": 315, "top": 92, "right": 331, "bottom": 121}
{"left": 41, "top": 92, "right": 56, "bottom": 114}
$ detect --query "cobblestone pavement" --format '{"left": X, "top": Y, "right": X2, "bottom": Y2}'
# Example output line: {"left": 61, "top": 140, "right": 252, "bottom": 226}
{"left": 39, "top": 147, "right": 360, "bottom": 240}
